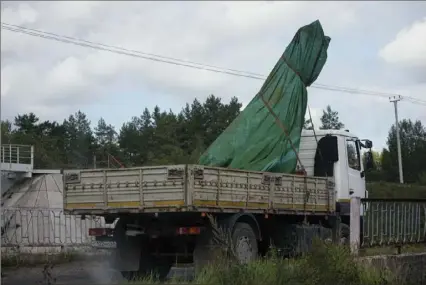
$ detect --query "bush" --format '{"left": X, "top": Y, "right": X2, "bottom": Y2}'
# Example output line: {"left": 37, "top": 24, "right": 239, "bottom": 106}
{"left": 193, "top": 240, "right": 395, "bottom": 285}
{"left": 367, "top": 182, "right": 426, "bottom": 199}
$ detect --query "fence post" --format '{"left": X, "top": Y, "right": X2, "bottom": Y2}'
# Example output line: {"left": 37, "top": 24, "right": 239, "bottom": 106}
{"left": 350, "top": 196, "right": 361, "bottom": 255}
{"left": 30, "top": 145, "right": 34, "bottom": 167}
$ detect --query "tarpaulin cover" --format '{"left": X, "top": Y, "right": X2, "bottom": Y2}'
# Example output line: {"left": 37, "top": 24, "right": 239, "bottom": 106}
{"left": 198, "top": 20, "right": 331, "bottom": 173}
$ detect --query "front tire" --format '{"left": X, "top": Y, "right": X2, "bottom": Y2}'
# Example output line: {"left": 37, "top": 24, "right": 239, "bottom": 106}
{"left": 339, "top": 223, "right": 350, "bottom": 245}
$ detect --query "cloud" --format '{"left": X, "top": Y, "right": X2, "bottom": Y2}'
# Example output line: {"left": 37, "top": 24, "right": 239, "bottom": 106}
{"left": 379, "top": 18, "right": 426, "bottom": 67}
{"left": 1, "top": 1, "right": 425, "bottom": 151}
{"left": 0, "top": 1, "right": 359, "bottom": 116}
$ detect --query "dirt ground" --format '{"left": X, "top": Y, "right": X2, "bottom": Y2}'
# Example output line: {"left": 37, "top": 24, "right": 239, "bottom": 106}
{"left": 1, "top": 259, "right": 194, "bottom": 285}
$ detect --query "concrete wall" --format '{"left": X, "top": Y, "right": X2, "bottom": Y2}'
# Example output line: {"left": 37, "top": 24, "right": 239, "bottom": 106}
{"left": 1, "top": 172, "right": 18, "bottom": 196}
{"left": 361, "top": 253, "right": 426, "bottom": 285}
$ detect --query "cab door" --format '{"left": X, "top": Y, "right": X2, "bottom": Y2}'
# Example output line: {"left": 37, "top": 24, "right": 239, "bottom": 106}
{"left": 345, "top": 138, "right": 366, "bottom": 214}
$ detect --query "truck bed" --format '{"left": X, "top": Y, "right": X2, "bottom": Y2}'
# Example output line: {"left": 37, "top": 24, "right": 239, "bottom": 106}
{"left": 63, "top": 164, "right": 335, "bottom": 215}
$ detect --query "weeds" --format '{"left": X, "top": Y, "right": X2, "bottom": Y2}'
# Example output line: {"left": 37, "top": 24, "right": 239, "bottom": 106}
{"left": 193, "top": 240, "right": 396, "bottom": 285}
{"left": 1, "top": 247, "right": 77, "bottom": 268}
{"left": 125, "top": 214, "right": 400, "bottom": 285}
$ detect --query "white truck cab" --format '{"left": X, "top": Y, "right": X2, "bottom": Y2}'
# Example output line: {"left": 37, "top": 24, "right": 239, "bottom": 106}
{"left": 299, "top": 129, "right": 373, "bottom": 216}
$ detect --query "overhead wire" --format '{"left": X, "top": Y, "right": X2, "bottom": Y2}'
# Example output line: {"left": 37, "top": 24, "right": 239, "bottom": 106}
{"left": 2, "top": 22, "right": 426, "bottom": 106}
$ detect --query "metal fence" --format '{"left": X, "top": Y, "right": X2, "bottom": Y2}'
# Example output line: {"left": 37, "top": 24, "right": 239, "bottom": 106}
{"left": 1, "top": 207, "right": 114, "bottom": 247}
{"left": 2, "top": 200, "right": 425, "bottom": 249}
{"left": 361, "top": 198, "right": 426, "bottom": 248}
{"left": 1, "top": 144, "right": 34, "bottom": 165}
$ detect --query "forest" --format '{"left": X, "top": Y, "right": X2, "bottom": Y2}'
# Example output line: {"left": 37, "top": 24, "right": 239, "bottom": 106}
{"left": 2, "top": 94, "right": 425, "bottom": 185}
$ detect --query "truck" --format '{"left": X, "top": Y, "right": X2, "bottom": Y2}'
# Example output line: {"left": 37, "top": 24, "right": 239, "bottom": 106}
{"left": 63, "top": 129, "right": 374, "bottom": 280}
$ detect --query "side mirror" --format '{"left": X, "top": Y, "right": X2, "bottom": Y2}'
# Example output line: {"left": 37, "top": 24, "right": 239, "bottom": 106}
{"left": 365, "top": 151, "right": 374, "bottom": 170}
{"left": 361, "top": 139, "right": 373, "bottom": 149}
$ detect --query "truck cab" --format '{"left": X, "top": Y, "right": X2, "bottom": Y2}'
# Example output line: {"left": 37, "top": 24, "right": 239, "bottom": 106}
{"left": 299, "top": 129, "right": 373, "bottom": 217}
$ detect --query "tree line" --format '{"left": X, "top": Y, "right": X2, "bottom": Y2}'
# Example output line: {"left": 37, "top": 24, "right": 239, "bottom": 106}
{"left": 1, "top": 97, "right": 425, "bottom": 185}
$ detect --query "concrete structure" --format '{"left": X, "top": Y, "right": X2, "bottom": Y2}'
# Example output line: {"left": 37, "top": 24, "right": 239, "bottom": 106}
{"left": 1, "top": 144, "right": 34, "bottom": 196}
{"left": 1, "top": 145, "right": 113, "bottom": 251}
{"left": 1, "top": 144, "right": 34, "bottom": 174}
{"left": 1, "top": 173, "right": 109, "bottom": 248}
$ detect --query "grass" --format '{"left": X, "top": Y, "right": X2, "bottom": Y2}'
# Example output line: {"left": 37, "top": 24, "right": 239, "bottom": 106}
{"left": 194, "top": 241, "right": 396, "bottom": 285}
{"left": 123, "top": 241, "right": 397, "bottom": 285}
{"left": 1, "top": 249, "right": 79, "bottom": 268}
{"left": 362, "top": 244, "right": 426, "bottom": 256}
{"left": 0, "top": 245, "right": 111, "bottom": 269}
{"left": 123, "top": 214, "right": 403, "bottom": 285}
{"left": 367, "top": 182, "right": 426, "bottom": 199}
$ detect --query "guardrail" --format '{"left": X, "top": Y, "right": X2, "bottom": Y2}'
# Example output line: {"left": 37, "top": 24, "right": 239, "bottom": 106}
{"left": 1, "top": 144, "right": 34, "bottom": 165}
{"left": 361, "top": 198, "right": 426, "bottom": 248}
{"left": 1, "top": 207, "right": 114, "bottom": 247}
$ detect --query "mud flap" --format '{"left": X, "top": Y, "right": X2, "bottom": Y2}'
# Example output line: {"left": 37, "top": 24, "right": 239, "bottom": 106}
{"left": 113, "top": 235, "right": 142, "bottom": 272}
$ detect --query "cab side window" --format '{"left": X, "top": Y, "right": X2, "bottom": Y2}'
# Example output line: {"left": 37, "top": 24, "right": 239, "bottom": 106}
{"left": 346, "top": 140, "right": 360, "bottom": 171}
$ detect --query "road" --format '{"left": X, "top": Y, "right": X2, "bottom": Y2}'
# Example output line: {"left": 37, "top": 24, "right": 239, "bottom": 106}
{"left": 1, "top": 259, "right": 195, "bottom": 285}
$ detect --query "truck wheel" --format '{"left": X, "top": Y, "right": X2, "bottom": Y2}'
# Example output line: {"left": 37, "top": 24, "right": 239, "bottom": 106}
{"left": 232, "top": 222, "right": 258, "bottom": 264}
{"left": 340, "top": 223, "right": 350, "bottom": 245}
{"left": 114, "top": 220, "right": 172, "bottom": 281}
{"left": 120, "top": 248, "right": 173, "bottom": 281}
{"left": 138, "top": 254, "right": 173, "bottom": 281}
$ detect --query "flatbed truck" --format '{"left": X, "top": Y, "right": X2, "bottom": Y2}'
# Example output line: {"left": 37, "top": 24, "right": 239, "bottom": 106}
{"left": 63, "top": 129, "right": 373, "bottom": 280}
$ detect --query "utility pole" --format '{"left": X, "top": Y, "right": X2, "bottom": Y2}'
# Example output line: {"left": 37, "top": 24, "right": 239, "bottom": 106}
{"left": 389, "top": 95, "right": 404, "bottom": 184}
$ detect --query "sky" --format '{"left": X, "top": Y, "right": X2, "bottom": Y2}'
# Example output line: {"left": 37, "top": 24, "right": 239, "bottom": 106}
{"left": 1, "top": 1, "right": 426, "bottom": 151}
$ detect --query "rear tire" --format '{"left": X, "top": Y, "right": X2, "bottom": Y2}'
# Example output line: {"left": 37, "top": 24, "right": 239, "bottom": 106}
{"left": 231, "top": 222, "right": 258, "bottom": 264}
{"left": 193, "top": 222, "right": 259, "bottom": 274}
{"left": 120, "top": 250, "right": 173, "bottom": 281}
{"left": 114, "top": 220, "right": 172, "bottom": 281}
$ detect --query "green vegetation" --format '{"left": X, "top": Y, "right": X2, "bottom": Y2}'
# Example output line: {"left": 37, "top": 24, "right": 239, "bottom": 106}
{"left": 1, "top": 95, "right": 242, "bottom": 169}
{"left": 195, "top": 243, "right": 393, "bottom": 285}
{"left": 367, "top": 182, "right": 426, "bottom": 199}
{"left": 1, "top": 250, "right": 78, "bottom": 268}
{"left": 124, "top": 241, "right": 396, "bottom": 285}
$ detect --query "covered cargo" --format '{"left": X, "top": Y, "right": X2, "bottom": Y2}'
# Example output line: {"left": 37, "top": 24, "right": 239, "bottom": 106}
{"left": 199, "top": 20, "right": 330, "bottom": 173}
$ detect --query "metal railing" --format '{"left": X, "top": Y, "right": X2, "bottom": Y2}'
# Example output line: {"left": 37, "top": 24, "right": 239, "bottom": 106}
{"left": 361, "top": 198, "right": 426, "bottom": 248}
{"left": 1, "top": 207, "right": 114, "bottom": 247}
{"left": 1, "top": 144, "right": 34, "bottom": 165}
{"left": 2, "top": 200, "right": 425, "bottom": 250}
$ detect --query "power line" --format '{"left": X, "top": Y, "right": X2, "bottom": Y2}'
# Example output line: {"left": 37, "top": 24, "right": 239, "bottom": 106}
{"left": 1, "top": 23, "right": 266, "bottom": 80}
{"left": 2, "top": 22, "right": 426, "bottom": 106}
{"left": 403, "top": 97, "right": 426, "bottom": 106}
{"left": 1, "top": 22, "right": 265, "bottom": 78}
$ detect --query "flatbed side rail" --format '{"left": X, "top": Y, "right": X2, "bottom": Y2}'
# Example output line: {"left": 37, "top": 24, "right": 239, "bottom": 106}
{"left": 361, "top": 198, "right": 426, "bottom": 248}
{"left": 63, "top": 165, "right": 336, "bottom": 214}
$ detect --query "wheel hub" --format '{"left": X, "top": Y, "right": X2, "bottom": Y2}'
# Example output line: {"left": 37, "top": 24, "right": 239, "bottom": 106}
{"left": 236, "top": 236, "right": 252, "bottom": 263}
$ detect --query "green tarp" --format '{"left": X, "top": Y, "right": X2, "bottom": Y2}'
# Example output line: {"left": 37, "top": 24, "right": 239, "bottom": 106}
{"left": 198, "top": 20, "right": 331, "bottom": 173}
